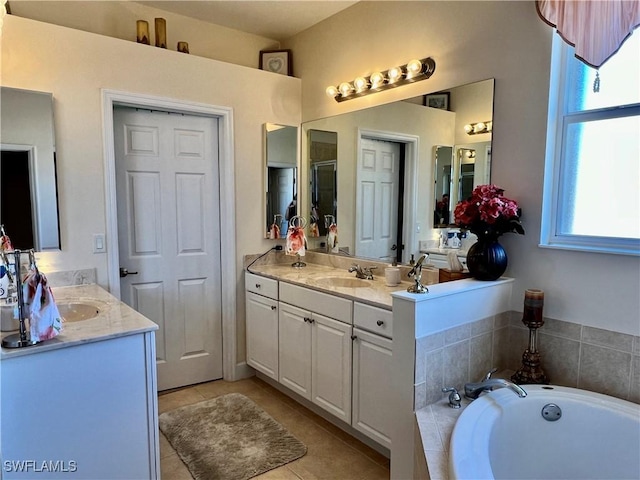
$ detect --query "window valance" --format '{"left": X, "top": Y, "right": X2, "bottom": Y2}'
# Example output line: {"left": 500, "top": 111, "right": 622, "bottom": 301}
{"left": 536, "top": 0, "right": 640, "bottom": 68}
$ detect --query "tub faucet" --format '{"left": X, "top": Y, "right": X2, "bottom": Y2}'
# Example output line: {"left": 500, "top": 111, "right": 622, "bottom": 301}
{"left": 464, "top": 369, "right": 527, "bottom": 399}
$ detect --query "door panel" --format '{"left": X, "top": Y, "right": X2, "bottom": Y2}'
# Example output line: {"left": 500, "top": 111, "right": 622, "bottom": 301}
{"left": 278, "top": 303, "right": 312, "bottom": 399}
{"left": 356, "top": 138, "right": 400, "bottom": 261}
{"left": 114, "top": 107, "right": 222, "bottom": 391}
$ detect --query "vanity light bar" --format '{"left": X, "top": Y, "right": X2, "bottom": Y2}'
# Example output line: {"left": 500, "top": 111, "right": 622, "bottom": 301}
{"left": 326, "top": 57, "right": 436, "bottom": 103}
{"left": 464, "top": 121, "right": 493, "bottom": 135}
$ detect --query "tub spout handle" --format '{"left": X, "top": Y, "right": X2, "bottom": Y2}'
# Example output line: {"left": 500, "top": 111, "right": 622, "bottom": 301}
{"left": 442, "top": 387, "right": 462, "bottom": 409}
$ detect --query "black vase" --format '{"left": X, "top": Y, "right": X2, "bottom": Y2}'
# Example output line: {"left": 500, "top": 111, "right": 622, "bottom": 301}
{"left": 466, "top": 237, "right": 508, "bottom": 281}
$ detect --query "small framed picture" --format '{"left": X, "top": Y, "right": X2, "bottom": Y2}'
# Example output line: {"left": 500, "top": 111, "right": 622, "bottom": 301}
{"left": 425, "top": 92, "right": 450, "bottom": 110}
{"left": 259, "top": 49, "right": 292, "bottom": 76}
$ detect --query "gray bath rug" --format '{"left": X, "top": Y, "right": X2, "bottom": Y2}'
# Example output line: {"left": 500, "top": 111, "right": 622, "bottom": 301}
{"left": 159, "top": 393, "right": 307, "bottom": 480}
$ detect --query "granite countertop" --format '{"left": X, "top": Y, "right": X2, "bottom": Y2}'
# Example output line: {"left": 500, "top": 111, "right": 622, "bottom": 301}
{"left": 248, "top": 262, "right": 421, "bottom": 309}
{"left": 1, "top": 284, "right": 158, "bottom": 360}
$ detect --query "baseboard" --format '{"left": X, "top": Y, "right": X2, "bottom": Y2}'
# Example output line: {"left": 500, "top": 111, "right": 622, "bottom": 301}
{"left": 230, "top": 362, "right": 255, "bottom": 381}
{"left": 255, "top": 372, "right": 390, "bottom": 458}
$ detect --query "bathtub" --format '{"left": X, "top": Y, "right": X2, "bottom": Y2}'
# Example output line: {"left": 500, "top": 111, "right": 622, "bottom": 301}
{"left": 449, "top": 385, "right": 640, "bottom": 480}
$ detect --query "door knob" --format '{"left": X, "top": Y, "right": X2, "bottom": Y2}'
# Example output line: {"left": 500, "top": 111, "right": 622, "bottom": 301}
{"left": 119, "top": 267, "right": 139, "bottom": 278}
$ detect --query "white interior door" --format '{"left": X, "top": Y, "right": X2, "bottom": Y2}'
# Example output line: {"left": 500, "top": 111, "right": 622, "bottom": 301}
{"left": 356, "top": 138, "right": 400, "bottom": 260}
{"left": 113, "top": 107, "right": 222, "bottom": 391}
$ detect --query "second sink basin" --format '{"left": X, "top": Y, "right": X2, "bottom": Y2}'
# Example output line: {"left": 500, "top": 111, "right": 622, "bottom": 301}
{"left": 313, "top": 277, "right": 372, "bottom": 289}
{"left": 58, "top": 302, "right": 101, "bottom": 322}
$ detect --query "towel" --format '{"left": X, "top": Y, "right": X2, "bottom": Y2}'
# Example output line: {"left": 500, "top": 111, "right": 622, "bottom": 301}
{"left": 269, "top": 223, "right": 280, "bottom": 240}
{"left": 23, "top": 271, "right": 62, "bottom": 342}
{"left": 327, "top": 224, "right": 339, "bottom": 253}
{"left": 285, "top": 226, "right": 307, "bottom": 256}
{"left": 0, "top": 234, "right": 12, "bottom": 252}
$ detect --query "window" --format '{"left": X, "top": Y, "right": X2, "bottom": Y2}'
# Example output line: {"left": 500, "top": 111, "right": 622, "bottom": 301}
{"left": 541, "top": 31, "right": 640, "bottom": 256}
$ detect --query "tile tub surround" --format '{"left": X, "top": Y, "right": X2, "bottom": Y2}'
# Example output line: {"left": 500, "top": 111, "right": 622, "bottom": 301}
{"left": 505, "top": 312, "right": 640, "bottom": 403}
{"left": 0, "top": 283, "right": 158, "bottom": 359}
{"left": 414, "top": 312, "right": 511, "bottom": 409}
{"left": 390, "top": 278, "right": 514, "bottom": 480}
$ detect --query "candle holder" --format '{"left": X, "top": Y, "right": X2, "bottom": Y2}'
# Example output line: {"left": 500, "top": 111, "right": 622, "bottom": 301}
{"left": 511, "top": 289, "right": 549, "bottom": 385}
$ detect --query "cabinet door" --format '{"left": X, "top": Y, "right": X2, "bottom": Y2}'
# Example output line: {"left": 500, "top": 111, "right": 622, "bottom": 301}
{"left": 278, "top": 302, "right": 312, "bottom": 399}
{"left": 352, "top": 327, "right": 393, "bottom": 449}
{"left": 246, "top": 291, "right": 279, "bottom": 380}
{"left": 312, "top": 313, "right": 352, "bottom": 423}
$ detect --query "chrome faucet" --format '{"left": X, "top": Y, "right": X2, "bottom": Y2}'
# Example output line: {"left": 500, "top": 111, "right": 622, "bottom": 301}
{"left": 464, "top": 368, "right": 527, "bottom": 399}
{"left": 407, "top": 254, "right": 429, "bottom": 294}
{"left": 348, "top": 264, "right": 377, "bottom": 280}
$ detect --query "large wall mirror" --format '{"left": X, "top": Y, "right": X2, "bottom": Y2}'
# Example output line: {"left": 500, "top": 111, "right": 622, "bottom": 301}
{"left": 301, "top": 79, "right": 494, "bottom": 263}
{"left": 264, "top": 123, "right": 298, "bottom": 239}
{"left": 0, "top": 87, "right": 61, "bottom": 251}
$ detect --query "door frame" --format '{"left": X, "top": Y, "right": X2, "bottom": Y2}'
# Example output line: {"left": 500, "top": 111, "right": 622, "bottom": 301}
{"left": 356, "top": 129, "right": 419, "bottom": 264}
{"left": 101, "top": 89, "right": 238, "bottom": 380}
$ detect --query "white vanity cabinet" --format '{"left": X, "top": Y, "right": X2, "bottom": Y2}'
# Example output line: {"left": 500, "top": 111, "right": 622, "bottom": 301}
{"left": 352, "top": 302, "right": 393, "bottom": 449}
{"left": 279, "top": 283, "right": 353, "bottom": 424}
{"left": 245, "top": 272, "right": 279, "bottom": 380}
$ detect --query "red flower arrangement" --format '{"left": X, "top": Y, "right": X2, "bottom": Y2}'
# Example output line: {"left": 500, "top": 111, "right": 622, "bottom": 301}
{"left": 454, "top": 185, "right": 525, "bottom": 239}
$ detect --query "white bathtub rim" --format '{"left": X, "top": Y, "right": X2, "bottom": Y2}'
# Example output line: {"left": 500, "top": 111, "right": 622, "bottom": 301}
{"left": 448, "top": 384, "right": 640, "bottom": 480}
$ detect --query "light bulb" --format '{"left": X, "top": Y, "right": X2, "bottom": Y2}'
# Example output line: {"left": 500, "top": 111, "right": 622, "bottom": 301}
{"left": 464, "top": 124, "right": 473, "bottom": 134}
{"left": 353, "top": 76, "right": 369, "bottom": 93}
{"left": 387, "top": 66, "right": 403, "bottom": 83}
{"left": 338, "top": 82, "right": 353, "bottom": 96}
{"left": 406, "top": 59, "right": 423, "bottom": 78}
{"left": 370, "top": 72, "right": 385, "bottom": 89}
{"left": 473, "top": 122, "right": 486, "bottom": 133}
{"left": 326, "top": 86, "right": 339, "bottom": 98}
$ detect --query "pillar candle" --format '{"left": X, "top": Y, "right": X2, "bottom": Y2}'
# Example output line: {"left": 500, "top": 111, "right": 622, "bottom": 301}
{"left": 155, "top": 18, "right": 167, "bottom": 48}
{"left": 136, "top": 20, "right": 149, "bottom": 45}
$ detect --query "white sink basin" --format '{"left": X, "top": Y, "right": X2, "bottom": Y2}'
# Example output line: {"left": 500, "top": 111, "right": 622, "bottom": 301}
{"left": 58, "top": 302, "right": 101, "bottom": 322}
{"left": 314, "top": 277, "right": 372, "bottom": 288}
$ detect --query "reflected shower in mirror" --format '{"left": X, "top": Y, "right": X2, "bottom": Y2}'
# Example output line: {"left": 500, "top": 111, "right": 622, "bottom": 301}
{"left": 264, "top": 123, "right": 298, "bottom": 239}
{"left": 302, "top": 79, "right": 494, "bottom": 262}
{"left": 0, "top": 87, "right": 61, "bottom": 251}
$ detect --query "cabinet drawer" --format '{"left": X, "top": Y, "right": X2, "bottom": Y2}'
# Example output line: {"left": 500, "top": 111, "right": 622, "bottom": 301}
{"left": 353, "top": 302, "right": 393, "bottom": 339}
{"left": 279, "top": 282, "right": 352, "bottom": 324}
{"left": 245, "top": 272, "right": 278, "bottom": 299}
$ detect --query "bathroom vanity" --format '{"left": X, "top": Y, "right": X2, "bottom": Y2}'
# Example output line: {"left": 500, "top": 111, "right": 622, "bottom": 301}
{"left": 245, "top": 251, "right": 515, "bottom": 479}
{"left": 245, "top": 259, "right": 404, "bottom": 451}
{"left": 0, "top": 284, "right": 160, "bottom": 479}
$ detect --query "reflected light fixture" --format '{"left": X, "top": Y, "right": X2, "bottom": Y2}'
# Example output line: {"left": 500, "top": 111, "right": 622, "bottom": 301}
{"left": 326, "top": 57, "right": 436, "bottom": 102}
{"left": 464, "top": 120, "right": 493, "bottom": 135}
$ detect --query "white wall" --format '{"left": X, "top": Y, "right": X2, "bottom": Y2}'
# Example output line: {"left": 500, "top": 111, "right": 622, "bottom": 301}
{"left": 285, "top": 1, "right": 640, "bottom": 336}
{"left": 8, "top": 1, "right": 279, "bottom": 68}
{"left": 1, "top": 15, "right": 302, "bottom": 364}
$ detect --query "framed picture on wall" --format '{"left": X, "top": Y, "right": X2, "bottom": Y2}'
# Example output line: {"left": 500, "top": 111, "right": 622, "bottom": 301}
{"left": 259, "top": 49, "right": 292, "bottom": 76}
{"left": 425, "top": 92, "right": 450, "bottom": 110}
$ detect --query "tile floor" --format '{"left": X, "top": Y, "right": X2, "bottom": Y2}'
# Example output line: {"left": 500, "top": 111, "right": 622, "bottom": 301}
{"left": 158, "top": 376, "right": 391, "bottom": 480}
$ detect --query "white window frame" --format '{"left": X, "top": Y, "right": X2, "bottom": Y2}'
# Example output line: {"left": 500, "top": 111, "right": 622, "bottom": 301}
{"left": 540, "top": 36, "right": 640, "bottom": 256}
